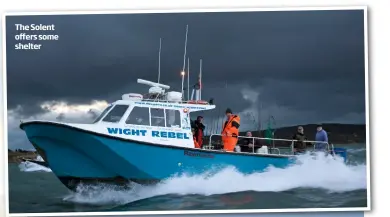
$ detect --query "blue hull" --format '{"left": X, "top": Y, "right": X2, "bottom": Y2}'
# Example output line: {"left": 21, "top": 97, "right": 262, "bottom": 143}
{"left": 20, "top": 122, "right": 295, "bottom": 190}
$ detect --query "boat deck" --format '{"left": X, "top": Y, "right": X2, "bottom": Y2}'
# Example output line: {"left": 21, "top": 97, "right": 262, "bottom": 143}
{"left": 204, "top": 134, "right": 335, "bottom": 157}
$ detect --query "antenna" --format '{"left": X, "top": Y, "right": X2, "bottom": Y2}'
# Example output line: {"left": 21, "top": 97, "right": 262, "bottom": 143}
{"left": 180, "top": 25, "right": 189, "bottom": 98}
{"left": 158, "top": 38, "right": 162, "bottom": 83}
{"left": 199, "top": 59, "right": 202, "bottom": 100}
{"left": 182, "top": 25, "right": 189, "bottom": 73}
{"left": 187, "top": 57, "right": 190, "bottom": 101}
{"left": 181, "top": 71, "right": 185, "bottom": 98}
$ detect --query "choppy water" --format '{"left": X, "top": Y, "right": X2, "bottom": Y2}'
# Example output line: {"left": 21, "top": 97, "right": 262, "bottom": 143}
{"left": 9, "top": 144, "right": 368, "bottom": 214}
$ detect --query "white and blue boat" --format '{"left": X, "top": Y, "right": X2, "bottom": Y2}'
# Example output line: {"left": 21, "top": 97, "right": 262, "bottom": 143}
{"left": 19, "top": 77, "right": 347, "bottom": 191}
{"left": 19, "top": 26, "right": 347, "bottom": 191}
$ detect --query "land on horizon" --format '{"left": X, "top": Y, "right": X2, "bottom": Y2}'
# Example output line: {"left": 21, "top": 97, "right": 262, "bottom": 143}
{"left": 8, "top": 123, "right": 365, "bottom": 163}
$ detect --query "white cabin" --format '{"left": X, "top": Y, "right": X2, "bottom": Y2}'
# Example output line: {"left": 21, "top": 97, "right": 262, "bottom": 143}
{"left": 72, "top": 79, "right": 216, "bottom": 149}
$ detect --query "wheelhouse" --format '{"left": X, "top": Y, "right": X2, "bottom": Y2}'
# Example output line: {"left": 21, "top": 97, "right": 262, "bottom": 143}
{"left": 92, "top": 101, "right": 188, "bottom": 129}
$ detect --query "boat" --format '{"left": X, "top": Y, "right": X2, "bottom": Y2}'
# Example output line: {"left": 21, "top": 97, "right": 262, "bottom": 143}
{"left": 19, "top": 78, "right": 347, "bottom": 191}
{"left": 18, "top": 26, "right": 347, "bottom": 191}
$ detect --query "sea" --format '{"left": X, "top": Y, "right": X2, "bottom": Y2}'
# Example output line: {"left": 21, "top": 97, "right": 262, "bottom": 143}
{"left": 8, "top": 143, "right": 368, "bottom": 214}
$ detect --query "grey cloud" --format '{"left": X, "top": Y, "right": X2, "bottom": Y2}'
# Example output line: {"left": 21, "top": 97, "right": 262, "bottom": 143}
{"left": 5, "top": 9, "right": 366, "bottom": 149}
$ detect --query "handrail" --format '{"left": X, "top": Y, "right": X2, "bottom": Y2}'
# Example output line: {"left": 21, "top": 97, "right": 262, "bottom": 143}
{"left": 269, "top": 148, "right": 281, "bottom": 155}
{"left": 137, "top": 98, "right": 212, "bottom": 105}
{"left": 207, "top": 134, "right": 334, "bottom": 155}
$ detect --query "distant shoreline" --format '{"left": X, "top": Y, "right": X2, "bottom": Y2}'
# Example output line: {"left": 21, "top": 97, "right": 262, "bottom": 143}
{"left": 242, "top": 123, "right": 366, "bottom": 144}
{"left": 8, "top": 150, "right": 38, "bottom": 163}
{"left": 8, "top": 123, "right": 366, "bottom": 163}
{"left": 203, "top": 123, "right": 366, "bottom": 148}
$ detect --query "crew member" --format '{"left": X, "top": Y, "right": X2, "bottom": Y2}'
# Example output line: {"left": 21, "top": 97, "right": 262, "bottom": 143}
{"left": 192, "top": 128, "right": 201, "bottom": 148}
{"left": 237, "top": 131, "right": 261, "bottom": 153}
{"left": 192, "top": 116, "right": 205, "bottom": 148}
{"left": 221, "top": 108, "right": 241, "bottom": 152}
{"left": 315, "top": 124, "right": 328, "bottom": 151}
{"left": 292, "top": 126, "right": 309, "bottom": 154}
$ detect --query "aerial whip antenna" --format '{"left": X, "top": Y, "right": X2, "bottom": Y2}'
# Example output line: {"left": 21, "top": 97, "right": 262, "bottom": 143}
{"left": 181, "top": 25, "right": 189, "bottom": 98}
{"left": 158, "top": 38, "right": 162, "bottom": 83}
{"left": 187, "top": 58, "right": 190, "bottom": 101}
{"left": 199, "top": 59, "right": 202, "bottom": 100}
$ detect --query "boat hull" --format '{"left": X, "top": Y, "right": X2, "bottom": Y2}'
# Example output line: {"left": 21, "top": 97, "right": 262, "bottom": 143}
{"left": 20, "top": 122, "right": 295, "bottom": 191}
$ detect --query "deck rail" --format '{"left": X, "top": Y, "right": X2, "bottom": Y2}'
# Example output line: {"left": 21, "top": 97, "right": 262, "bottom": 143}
{"left": 139, "top": 98, "right": 212, "bottom": 105}
{"left": 206, "top": 134, "right": 334, "bottom": 155}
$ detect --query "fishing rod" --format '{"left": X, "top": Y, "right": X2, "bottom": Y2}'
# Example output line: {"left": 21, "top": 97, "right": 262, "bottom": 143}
{"left": 215, "top": 106, "right": 221, "bottom": 134}
{"left": 265, "top": 115, "right": 277, "bottom": 148}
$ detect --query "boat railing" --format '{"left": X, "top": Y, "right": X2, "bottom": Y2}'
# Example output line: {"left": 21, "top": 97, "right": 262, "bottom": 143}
{"left": 140, "top": 98, "right": 212, "bottom": 105}
{"left": 206, "top": 134, "right": 334, "bottom": 155}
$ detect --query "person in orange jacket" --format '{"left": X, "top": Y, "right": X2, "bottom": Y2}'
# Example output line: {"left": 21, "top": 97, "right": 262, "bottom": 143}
{"left": 192, "top": 128, "right": 201, "bottom": 148}
{"left": 221, "top": 108, "right": 241, "bottom": 152}
{"left": 191, "top": 116, "right": 205, "bottom": 148}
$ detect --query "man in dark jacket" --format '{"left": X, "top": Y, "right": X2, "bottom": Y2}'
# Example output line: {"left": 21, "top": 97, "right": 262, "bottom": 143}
{"left": 292, "top": 126, "right": 309, "bottom": 154}
{"left": 237, "top": 131, "right": 262, "bottom": 153}
{"left": 192, "top": 116, "right": 205, "bottom": 148}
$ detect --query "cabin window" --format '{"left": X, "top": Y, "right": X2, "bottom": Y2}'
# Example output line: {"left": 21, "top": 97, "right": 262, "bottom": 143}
{"left": 102, "top": 104, "right": 129, "bottom": 123}
{"left": 165, "top": 109, "right": 181, "bottom": 128}
{"left": 150, "top": 108, "right": 166, "bottom": 127}
{"left": 93, "top": 105, "right": 113, "bottom": 123}
{"left": 125, "top": 106, "right": 150, "bottom": 126}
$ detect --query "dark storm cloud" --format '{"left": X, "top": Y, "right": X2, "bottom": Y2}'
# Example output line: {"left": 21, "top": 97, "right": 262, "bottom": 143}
{"left": 6, "top": 10, "right": 366, "bottom": 123}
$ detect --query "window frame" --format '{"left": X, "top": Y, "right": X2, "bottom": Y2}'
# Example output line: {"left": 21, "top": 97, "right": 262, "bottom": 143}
{"left": 164, "top": 108, "right": 182, "bottom": 128}
{"left": 125, "top": 105, "right": 151, "bottom": 126}
{"left": 125, "top": 106, "right": 182, "bottom": 128}
{"left": 150, "top": 108, "right": 167, "bottom": 128}
{"left": 101, "top": 104, "right": 130, "bottom": 123}
{"left": 93, "top": 105, "right": 114, "bottom": 124}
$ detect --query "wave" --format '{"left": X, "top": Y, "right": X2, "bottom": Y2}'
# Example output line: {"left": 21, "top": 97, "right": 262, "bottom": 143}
{"left": 18, "top": 155, "right": 52, "bottom": 172}
{"left": 63, "top": 152, "right": 367, "bottom": 206}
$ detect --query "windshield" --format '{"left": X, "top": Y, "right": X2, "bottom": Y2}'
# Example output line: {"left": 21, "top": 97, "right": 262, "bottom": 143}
{"left": 93, "top": 105, "right": 113, "bottom": 123}
{"left": 124, "top": 106, "right": 182, "bottom": 128}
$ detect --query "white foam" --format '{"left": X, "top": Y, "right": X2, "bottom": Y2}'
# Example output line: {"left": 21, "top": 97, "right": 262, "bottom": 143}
{"left": 18, "top": 155, "right": 52, "bottom": 172}
{"left": 63, "top": 152, "right": 367, "bottom": 206}
{"left": 35, "top": 155, "right": 44, "bottom": 161}
{"left": 347, "top": 147, "right": 366, "bottom": 154}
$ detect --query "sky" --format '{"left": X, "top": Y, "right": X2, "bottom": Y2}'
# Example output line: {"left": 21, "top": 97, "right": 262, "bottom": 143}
{"left": 5, "top": 9, "right": 366, "bottom": 149}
